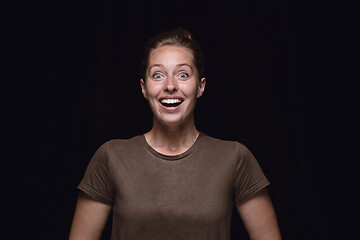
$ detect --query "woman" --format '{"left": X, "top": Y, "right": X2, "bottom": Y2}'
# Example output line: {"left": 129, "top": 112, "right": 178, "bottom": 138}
{"left": 69, "top": 28, "right": 281, "bottom": 240}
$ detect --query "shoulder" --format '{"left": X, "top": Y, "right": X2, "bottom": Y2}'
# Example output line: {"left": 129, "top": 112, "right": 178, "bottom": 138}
{"left": 89, "top": 135, "right": 144, "bottom": 157}
{"left": 96, "top": 135, "right": 145, "bottom": 159}
{"left": 87, "top": 135, "right": 145, "bottom": 168}
{"left": 105, "top": 135, "right": 144, "bottom": 149}
{"left": 199, "top": 133, "right": 255, "bottom": 162}
{"left": 200, "top": 133, "right": 248, "bottom": 152}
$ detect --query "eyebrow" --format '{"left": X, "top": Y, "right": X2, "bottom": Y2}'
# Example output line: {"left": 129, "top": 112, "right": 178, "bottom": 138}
{"left": 149, "top": 64, "right": 163, "bottom": 68}
{"left": 176, "top": 63, "right": 193, "bottom": 69}
{"left": 149, "top": 63, "right": 193, "bottom": 70}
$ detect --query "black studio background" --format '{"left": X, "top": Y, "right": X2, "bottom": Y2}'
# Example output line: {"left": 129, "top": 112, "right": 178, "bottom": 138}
{"left": 2, "top": 0, "right": 358, "bottom": 239}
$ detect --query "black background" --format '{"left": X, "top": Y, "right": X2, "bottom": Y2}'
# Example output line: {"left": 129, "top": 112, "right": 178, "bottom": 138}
{"left": 2, "top": 0, "right": 358, "bottom": 239}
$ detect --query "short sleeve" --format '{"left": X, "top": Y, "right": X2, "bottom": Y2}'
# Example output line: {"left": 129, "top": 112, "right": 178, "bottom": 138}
{"left": 234, "top": 142, "right": 270, "bottom": 203}
{"left": 77, "top": 142, "right": 114, "bottom": 205}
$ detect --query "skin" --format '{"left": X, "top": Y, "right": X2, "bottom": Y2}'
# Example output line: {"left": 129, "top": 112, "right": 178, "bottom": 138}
{"left": 69, "top": 45, "right": 281, "bottom": 240}
{"left": 140, "top": 45, "right": 206, "bottom": 155}
{"left": 69, "top": 192, "right": 112, "bottom": 240}
{"left": 237, "top": 189, "right": 282, "bottom": 240}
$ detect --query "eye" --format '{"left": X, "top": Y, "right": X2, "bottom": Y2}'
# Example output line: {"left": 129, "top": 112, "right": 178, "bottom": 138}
{"left": 177, "top": 72, "right": 190, "bottom": 79}
{"left": 152, "top": 72, "right": 163, "bottom": 80}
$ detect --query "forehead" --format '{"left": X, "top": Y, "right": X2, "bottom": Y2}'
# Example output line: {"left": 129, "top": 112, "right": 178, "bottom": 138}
{"left": 148, "top": 45, "right": 194, "bottom": 67}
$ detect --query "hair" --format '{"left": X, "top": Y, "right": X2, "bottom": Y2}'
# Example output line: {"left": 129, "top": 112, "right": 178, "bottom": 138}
{"left": 141, "top": 28, "right": 205, "bottom": 80}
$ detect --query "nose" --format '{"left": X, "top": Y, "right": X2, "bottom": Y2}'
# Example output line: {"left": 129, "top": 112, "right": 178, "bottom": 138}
{"left": 164, "top": 76, "right": 178, "bottom": 92}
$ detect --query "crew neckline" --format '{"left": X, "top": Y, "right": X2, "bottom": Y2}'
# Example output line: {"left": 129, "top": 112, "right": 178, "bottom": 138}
{"left": 141, "top": 132, "right": 203, "bottom": 161}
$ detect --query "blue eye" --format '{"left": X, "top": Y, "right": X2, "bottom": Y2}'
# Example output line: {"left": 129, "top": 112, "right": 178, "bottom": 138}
{"left": 152, "top": 73, "right": 162, "bottom": 79}
{"left": 178, "top": 72, "right": 189, "bottom": 79}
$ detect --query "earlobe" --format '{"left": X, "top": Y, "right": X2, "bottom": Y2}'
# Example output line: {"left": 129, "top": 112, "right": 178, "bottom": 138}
{"left": 140, "top": 79, "right": 148, "bottom": 100}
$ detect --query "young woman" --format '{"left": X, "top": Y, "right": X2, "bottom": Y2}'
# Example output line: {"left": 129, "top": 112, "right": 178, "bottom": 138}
{"left": 69, "top": 29, "right": 281, "bottom": 240}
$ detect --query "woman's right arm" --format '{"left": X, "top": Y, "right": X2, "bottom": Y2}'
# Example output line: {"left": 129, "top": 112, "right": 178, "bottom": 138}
{"left": 69, "top": 192, "right": 112, "bottom": 240}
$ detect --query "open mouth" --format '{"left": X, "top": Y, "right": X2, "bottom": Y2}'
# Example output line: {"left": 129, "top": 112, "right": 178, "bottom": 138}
{"left": 160, "top": 98, "right": 183, "bottom": 108}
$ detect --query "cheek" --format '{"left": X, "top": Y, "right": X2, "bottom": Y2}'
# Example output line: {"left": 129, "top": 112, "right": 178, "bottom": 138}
{"left": 181, "top": 82, "right": 199, "bottom": 98}
{"left": 145, "top": 82, "right": 161, "bottom": 98}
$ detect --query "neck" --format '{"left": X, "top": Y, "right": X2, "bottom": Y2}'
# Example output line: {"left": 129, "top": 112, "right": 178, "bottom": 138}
{"left": 144, "top": 118, "right": 199, "bottom": 156}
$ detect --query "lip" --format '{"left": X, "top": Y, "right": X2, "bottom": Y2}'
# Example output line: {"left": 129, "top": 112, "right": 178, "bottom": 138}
{"left": 159, "top": 97, "right": 184, "bottom": 112}
{"left": 159, "top": 96, "right": 185, "bottom": 101}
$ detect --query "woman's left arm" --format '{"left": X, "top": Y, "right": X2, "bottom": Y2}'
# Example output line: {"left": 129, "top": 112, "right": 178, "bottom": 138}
{"left": 236, "top": 188, "right": 282, "bottom": 240}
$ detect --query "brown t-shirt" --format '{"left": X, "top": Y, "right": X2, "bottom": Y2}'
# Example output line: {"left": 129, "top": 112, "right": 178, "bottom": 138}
{"left": 78, "top": 133, "right": 269, "bottom": 240}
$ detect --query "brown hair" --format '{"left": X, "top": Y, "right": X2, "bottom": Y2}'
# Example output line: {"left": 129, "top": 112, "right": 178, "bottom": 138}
{"left": 141, "top": 28, "right": 205, "bottom": 80}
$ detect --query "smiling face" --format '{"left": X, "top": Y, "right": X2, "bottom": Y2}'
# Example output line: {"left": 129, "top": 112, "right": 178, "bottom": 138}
{"left": 141, "top": 45, "right": 206, "bottom": 128}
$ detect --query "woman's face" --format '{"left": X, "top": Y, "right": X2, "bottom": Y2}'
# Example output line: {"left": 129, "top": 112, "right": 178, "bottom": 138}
{"left": 141, "top": 45, "right": 206, "bottom": 128}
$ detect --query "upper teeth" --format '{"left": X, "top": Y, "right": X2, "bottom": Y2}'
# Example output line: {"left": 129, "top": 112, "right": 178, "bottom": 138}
{"left": 161, "top": 99, "right": 182, "bottom": 104}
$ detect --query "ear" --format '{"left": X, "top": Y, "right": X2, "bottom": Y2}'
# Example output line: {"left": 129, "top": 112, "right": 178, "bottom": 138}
{"left": 140, "top": 79, "right": 148, "bottom": 100}
{"left": 197, "top": 77, "right": 206, "bottom": 98}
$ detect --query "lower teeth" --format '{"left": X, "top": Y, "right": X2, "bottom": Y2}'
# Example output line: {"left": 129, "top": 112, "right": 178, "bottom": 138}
{"left": 162, "top": 103, "right": 180, "bottom": 107}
